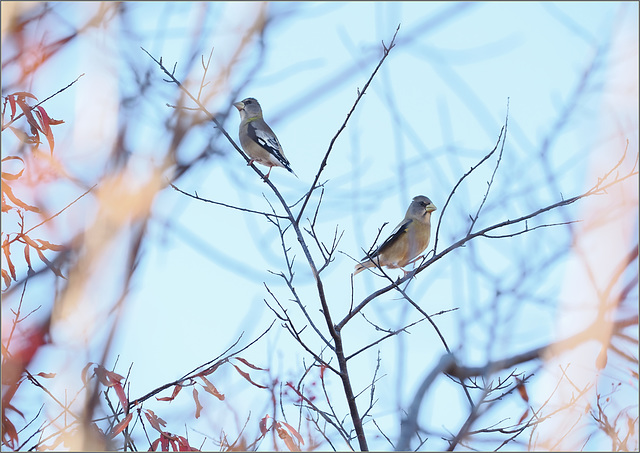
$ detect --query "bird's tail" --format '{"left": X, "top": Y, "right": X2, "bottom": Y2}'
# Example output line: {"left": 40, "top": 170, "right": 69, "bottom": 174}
{"left": 353, "top": 261, "right": 371, "bottom": 276}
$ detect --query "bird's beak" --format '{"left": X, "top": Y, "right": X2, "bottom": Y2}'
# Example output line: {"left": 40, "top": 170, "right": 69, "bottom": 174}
{"left": 233, "top": 101, "right": 244, "bottom": 111}
{"left": 427, "top": 204, "right": 437, "bottom": 212}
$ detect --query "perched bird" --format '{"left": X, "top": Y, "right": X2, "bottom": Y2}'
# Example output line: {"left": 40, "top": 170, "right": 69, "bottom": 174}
{"left": 233, "top": 97, "right": 296, "bottom": 179}
{"left": 353, "top": 195, "right": 437, "bottom": 276}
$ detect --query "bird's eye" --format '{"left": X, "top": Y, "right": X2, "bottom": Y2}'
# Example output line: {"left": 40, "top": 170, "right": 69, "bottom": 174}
{"left": 245, "top": 99, "right": 252, "bottom": 104}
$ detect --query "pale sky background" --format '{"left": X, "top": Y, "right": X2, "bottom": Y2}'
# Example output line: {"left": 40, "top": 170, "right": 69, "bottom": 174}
{"left": 1, "top": 2, "right": 638, "bottom": 451}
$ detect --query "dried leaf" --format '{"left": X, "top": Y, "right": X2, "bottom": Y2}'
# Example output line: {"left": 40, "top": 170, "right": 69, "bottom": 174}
{"left": 176, "top": 435, "right": 198, "bottom": 451}
{"left": 518, "top": 408, "right": 530, "bottom": 425}
{"left": 33, "top": 246, "right": 65, "bottom": 279}
{"left": 516, "top": 379, "right": 529, "bottom": 402}
{"left": 233, "top": 364, "right": 267, "bottom": 389}
{"left": 2, "top": 414, "right": 19, "bottom": 449}
{"left": 193, "top": 388, "right": 203, "bottom": 419}
{"left": 36, "top": 239, "right": 65, "bottom": 252}
{"left": 110, "top": 413, "right": 133, "bottom": 437}
{"left": 2, "top": 238, "right": 16, "bottom": 281}
{"left": 35, "top": 106, "right": 54, "bottom": 152}
{"left": 2, "top": 183, "right": 40, "bottom": 213}
{"left": 23, "top": 244, "right": 31, "bottom": 269}
{"left": 12, "top": 91, "right": 38, "bottom": 101}
{"left": 157, "top": 384, "right": 182, "bottom": 402}
{"left": 36, "top": 372, "right": 56, "bottom": 379}
{"left": 1, "top": 156, "right": 25, "bottom": 180}
{"left": 8, "top": 95, "right": 17, "bottom": 118}
{"left": 275, "top": 423, "right": 299, "bottom": 452}
{"left": 199, "top": 375, "right": 224, "bottom": 400}
{"left": 15, "top": 97, "right": 42, "bottom": 136}
{"left": 113, "top": 382, "right": 129, "bottom": 413}
{"left": 279, "top": 421, "right": 304, "bottom": 445}
{"left": 81, "top": 362, "right": 95, "bottom": 386}
{"left": 2, "top": 268, "right": 11, "bottom": 289}
{"left": 144, "top": 409, "right": 166, "bottom": 433}
{"left": 234, "top": 357, "right": 267, "bottom": 371}
{"left": 259, "top": 415, "right": 270, "bottom": 436}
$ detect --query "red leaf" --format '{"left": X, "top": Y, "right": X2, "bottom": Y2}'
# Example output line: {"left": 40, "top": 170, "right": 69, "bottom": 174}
{"left": 8, "top": 95, "right": 17, "bottom": 118}
{"left": 234, "top": 357, "right": 267, "bottom": 371}
{"left": 233, "top": 364, "right": 267, "bottom": 389}
{"left": 113, "top": 382, "right": 129, "bottom": 413}
{"left": 156, "top": 384, "right": 182, "bottom": 402}
{"left": 12, "top": 91, "right": 38, "bottom": 101}
{"left": 144, "top": 409, "right": 166, "bottom": 433}
{"left": 110, "top": 413, "right": 133, "bottom": 437}
{"left": 176, "top": 435, "right": 199, "bottom": 451}
{"left": 259, "top": 415, "right": 270, "bottom": 436}
{"left": 35, "top": 106, "right": 54, "bottom": 152}
{"left": 15, "top": 97, "right": 42, "bottom": 136}
{"left": 193, "top": 388, "right": 203, "bottom": 419}
{"left": 36, "top": 372, "right": 56, "bottom": 378}
{"left": 199, "top": 375, "right": 224, "bottom": 400}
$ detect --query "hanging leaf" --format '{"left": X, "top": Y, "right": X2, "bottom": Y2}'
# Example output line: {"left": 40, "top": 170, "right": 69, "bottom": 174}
{"left": 144, "top": 409, "right": 167, "bottom": 433}
{"left": 199, "top": 375, "right": 224, "bottom": 401}
{"left": 36, "top": 372, "right": 56, "bottom": 378}
{"left": 156, "top": 384, "right": 182, "bottom": 402}
{"left": 232, "top": 364, "right": 267, "bottom": 389}
{"left": 193, "top": 388, "right": 203, "bottom": 419}
{"left": 2, "top": 238, "right": 16, "bottom": 281}
{"left": 279, "top": 421, "right": 304, "bottom": 446}
{"left": 36, "top": 239, "right": 65, "bottom": 252}
{"left": 234, "top": 357, "right": 267, "bottom": 371}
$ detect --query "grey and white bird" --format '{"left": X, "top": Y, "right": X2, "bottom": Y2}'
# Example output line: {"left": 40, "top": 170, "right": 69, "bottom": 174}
{"left": 233, "top": 97, "right": 296, "bottom": 179}
{"left": 354, "top": 195, "right": 437, "bottom": 276}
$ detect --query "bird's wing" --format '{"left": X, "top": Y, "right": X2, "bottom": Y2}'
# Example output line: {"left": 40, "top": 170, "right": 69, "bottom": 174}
{"left": 247, "top": 122, "right": 292, "bottom": 169}
{"left": 363, "top": 218, "right": 412, "bottom": 260}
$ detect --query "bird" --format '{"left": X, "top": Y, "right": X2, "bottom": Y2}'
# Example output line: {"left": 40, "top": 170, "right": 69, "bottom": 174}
{"left": 353, "top": 195, "right": 437, "bottom": 276}
{"left": 233, "top": 97, "right": 296, "bottom": 179}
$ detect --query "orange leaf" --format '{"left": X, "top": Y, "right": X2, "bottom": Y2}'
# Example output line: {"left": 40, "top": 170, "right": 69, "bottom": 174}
{"left": 36, "top": 239, "right": 65, "bottom": 252}
{"left": 275, "top": 423, "right": 299, "bottom": 452}
{"left": 232, "top": 364, "right": 267, "bottom": 389}
{"left": 36, "top": 372, "right": 56, "bottom": 378}
{"left": 279, "top": 421, "right": 304, "bottom": 446}
{"left": 518, "top": 408, "right": 530, "bottom": 425}
{"left": 8, "top": 94, "right": 17, "bottom": 118}
{"left": 23, "top": 244, "right": 31, "bottom": 269}
{"left": 2, "top": 238, "right": 16, "bottom": 281}
{"left": 1, "top": 156, "right": 25, "bottom": 180}
{"left": 12, "top": 91, "right": 38, "bottom": 101}
{"left": 516, "top": 379, "right": 529, "bottom": 403}
{"left": 193, "top": 388, "right": 203, "bottom": 419}
{"left": 2, "top": 269, "right": 11, "bottom": 289}
{"left": 234, "top": 357, "right": 267, "bottom": 371}
{"left": 199, "top": 375, "right": 224, "bottom": 400}
{"left": 2, "top": 183, "right": 40, "bottom": 212}
{"left": 110, "top": 413, "right": 133, "bottom": 437}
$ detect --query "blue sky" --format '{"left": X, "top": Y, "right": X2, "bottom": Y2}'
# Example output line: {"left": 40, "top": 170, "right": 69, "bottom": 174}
{"left": 2, "top": 2, "right": 638, "bottom": 450}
